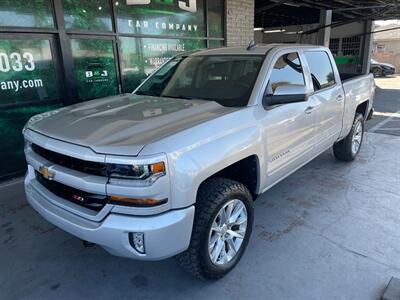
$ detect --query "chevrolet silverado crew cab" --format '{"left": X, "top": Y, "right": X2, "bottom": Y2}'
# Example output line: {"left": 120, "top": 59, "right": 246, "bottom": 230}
{"left": 23, "top": 44, "right": 375, "bottom": 280}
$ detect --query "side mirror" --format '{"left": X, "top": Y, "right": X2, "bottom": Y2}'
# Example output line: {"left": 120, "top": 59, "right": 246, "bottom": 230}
{"left": 263, "top": 84, "right": 308, "bottom": 107}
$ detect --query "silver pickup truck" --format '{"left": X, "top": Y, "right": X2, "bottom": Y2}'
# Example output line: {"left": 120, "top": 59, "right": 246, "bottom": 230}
{"left": 23, "top": 44, "right": 375, "bottom": 280}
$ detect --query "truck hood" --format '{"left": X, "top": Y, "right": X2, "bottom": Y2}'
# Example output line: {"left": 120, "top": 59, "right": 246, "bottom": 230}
{"left": 27, "top": 94, "right": 238, "bottom": 156}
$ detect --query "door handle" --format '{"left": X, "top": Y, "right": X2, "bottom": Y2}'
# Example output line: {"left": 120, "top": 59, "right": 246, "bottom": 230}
{"left": 337, "top": 95, "right": 343, "bottom": 102}
{"left": 304, "top": 106, "right": 315, "bottom": 114}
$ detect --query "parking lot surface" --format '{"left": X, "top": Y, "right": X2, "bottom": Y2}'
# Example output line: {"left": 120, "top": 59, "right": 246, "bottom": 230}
{"left": 366, "top": 75, "right": 400, "bottom": 136}
{"left": 1, "top": 76, "right": 400, "bottom": 300}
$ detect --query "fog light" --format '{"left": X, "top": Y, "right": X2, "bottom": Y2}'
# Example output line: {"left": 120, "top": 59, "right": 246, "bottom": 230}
{"left": 129, "top": 232, "right": 145, "bottom": 254}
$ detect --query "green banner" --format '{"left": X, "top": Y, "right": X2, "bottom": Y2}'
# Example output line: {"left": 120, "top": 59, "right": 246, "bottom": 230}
{"left": 119, "top": 37, "right": 205, "bottom": 92}
{"left": 71, "top": 39, "right": 119, "bottom": 101}
{"left": 0, "top": 39, "right": 60, "bottom": 107}
{"left": 115, "top": 0, "right": 205, "bottom": 37}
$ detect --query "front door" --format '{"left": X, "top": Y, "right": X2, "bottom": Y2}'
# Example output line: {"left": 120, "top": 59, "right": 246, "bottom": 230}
{"left": 260, "top": 51, "right": 317, "bottom": 189}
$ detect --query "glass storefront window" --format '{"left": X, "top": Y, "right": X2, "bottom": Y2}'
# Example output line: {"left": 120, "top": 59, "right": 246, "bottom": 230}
{"left": 0, "top": 0, "right": 54, "bottom": 28}
{"left": 0, "top": 103, "right": 61, "bottom": 179}
{"left": 115, "top": 0, "right": 205, "bottom": 37}
{"left": 63, "top": 0, "right": 113, "bottom": 31}
{"left": 0, "top": 39, "right": 60, "bottom": 106}
{"left": 119, "top": 36, "right": 205, "bottom": 93}
{"left": 71, "top": 38, "right": 118, "bottom": 101}
{"left": 208, "top": 39, "right": 224, "bottom": 48}
{"left": 208, "top": 0, "right": 224, "bottom": 38}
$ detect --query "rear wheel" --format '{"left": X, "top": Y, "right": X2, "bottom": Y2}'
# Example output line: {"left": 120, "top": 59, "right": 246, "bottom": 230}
{"left": 178, "top": 178, "right": 253, "bottom": 280}
{"left": 333, "top": 113, "right": 364, "bottom": 162}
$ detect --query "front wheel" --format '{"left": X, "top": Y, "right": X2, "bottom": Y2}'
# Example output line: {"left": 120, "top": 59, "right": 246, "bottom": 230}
{"left": 178, "top": 178, "right": 254, "bottom": 280}
{"left": 333, "top": 113, "right": 364, "bottom": 162}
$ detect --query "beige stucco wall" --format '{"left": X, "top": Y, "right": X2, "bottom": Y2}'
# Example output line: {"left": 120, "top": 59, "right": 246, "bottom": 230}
{"left": 373, "top": 40, "right": 400, "bottom": 73}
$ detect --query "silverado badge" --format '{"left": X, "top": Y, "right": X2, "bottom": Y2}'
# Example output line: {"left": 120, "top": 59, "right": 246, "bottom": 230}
{"left": 38, "top": 166, "right": 55, "bottom": 180}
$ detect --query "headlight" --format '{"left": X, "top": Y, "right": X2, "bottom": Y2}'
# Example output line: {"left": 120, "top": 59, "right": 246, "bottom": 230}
{"left": 108, "top": 162, "right": 166, "bottom": 184}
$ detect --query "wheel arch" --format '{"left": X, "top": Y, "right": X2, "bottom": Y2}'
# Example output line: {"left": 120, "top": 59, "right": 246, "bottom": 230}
{"left": 356, "top": 100, "right": 369, "bottom": 119}
{"left": 198, "top": 155, "right": 261, "bottom": 199}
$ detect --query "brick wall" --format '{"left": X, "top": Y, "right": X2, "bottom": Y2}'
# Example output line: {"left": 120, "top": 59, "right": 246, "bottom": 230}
{"left": 225, "top": 0, "right": 254, "bottom": 47}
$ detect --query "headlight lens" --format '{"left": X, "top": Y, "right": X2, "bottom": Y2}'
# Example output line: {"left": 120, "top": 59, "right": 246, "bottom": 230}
{"left": 108, "top": 162, "right": 166, "bottom": 181}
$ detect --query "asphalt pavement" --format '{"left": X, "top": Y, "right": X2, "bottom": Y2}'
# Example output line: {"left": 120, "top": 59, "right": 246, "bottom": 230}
{"left": 366, "top": 75, "right": 400, "bottom": 136}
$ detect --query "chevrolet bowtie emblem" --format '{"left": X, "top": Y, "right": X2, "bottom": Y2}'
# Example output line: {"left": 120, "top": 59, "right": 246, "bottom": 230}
{"left": 38, "top": 166, "right": 55, "bottom": 180}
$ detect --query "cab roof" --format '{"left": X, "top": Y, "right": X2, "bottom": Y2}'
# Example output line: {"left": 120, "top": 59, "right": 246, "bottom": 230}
{"left": 189, "top": 43, "right": 328, "bottom": 56}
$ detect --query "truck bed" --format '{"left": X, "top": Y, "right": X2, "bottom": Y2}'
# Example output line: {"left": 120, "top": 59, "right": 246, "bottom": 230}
{"left": 340, "top": 73, "right": 375, "bottom": 138}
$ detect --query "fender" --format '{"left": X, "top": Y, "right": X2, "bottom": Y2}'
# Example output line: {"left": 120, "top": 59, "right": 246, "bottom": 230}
{"left": 140, "top": 106, "right": 265, "bottom": 209}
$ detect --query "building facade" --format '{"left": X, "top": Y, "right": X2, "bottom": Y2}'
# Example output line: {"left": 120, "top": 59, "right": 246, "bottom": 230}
{"left": 373, "top": 24, "right": 400, "bottom": 73}
{"left": 0, "top": 0, "right": 254, "bottom": 180}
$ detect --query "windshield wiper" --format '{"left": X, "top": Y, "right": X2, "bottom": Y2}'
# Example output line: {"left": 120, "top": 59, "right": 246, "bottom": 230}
{"left": 135, "top": 91, "right": 153, "bottom": 96}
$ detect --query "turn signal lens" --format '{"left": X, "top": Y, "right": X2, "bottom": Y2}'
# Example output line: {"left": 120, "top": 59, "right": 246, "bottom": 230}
{"left": 151, "top": 162, "right": 165, "bottom": 173}
{"left": 108, "top": 196, "right": 168, "bottom": 207}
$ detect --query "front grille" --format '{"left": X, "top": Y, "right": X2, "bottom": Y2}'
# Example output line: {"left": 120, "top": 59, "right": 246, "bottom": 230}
{"left": 32, "top": 143, "right": 107, "bottom": 176}
{"left": 35, "top": 172, "right": 107, "bottom": 211}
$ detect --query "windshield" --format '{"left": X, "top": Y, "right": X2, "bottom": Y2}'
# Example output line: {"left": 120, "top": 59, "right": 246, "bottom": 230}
{"left": 135, "top": 55, "right": 264, "bottom": 107}
{"left": 371, "top": 59, "right": 378, "bottom": 64}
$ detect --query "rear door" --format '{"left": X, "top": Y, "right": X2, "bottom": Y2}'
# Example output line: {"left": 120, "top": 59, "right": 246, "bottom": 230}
{"left": 303, "top": 51, "right": 344, "bottom": 151}
{"left": 260, "top": 51, "right": 318, "bottom": 188}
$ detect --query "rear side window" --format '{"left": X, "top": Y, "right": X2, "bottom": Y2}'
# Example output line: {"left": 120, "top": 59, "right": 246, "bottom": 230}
{"left": 266, "top": 52, "right": 305, "bottom": 94}
{"left": 304, "top": 51, "right": 336, "bottom": 91}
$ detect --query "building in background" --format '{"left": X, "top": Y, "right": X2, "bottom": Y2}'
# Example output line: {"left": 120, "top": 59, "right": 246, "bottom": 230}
{"left": 0, "top": 0, "right": 255, "bottom": 180}
{"left": 257, "top": 22, "right": 369, "bottom": 74}
{"left": 373, "top": 23, "right": 400, "bottom": 73}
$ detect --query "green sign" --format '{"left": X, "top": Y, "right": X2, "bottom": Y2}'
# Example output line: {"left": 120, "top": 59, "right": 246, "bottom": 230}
{"left": 0, "top": 39, "right": 60, "bottom": 106}
{"left": 115, "top": 0, "right": 205, "bottom": 37}
{"left": 334, "top": 56, "right": 361, "bottom": 65}
{"left": 71, "top": 39, "right": 118, "bottom": 101}
{"left": 119, "top": 37, "right": 205, "bottom": 92}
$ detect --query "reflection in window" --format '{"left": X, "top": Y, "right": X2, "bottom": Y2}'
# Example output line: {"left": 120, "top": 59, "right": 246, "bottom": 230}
{"left": 1, "top": 103, "right": 61, "bottom": 178}
{"left": 119, "top": 37, "right": 205, "bottom": 93}
{"left": 208, "top": 0, "right": 224, "bottom": 38}
{"left": 209, "top": 40, "right": 224, "bottom": 48}
{"left": 0, "top": 0, "right": 54, "bottom": 28}
{"left": 304, "top": 51, "right": 335, "bottom": 91}
{"left": 62, "top": 0, "right": 112, "bottom": 31}
{"left": 267, "top": 52, "right": 305, "bottom": 94}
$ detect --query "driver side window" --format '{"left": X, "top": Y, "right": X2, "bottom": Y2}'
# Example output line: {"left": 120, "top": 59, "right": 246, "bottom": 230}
{"left": 266, "top": 52, "right": 305, "bottom": 95}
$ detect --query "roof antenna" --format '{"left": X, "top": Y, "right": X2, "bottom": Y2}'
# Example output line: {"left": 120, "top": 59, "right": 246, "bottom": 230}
{"left": 247, "top": 40, "right": 256, "bottom": 51}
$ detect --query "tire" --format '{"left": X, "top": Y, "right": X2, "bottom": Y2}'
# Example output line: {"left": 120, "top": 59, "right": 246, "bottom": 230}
{"left": 372, "top": 68, "right": 382, "bottom": 78}
{"left": 333, "top": 113, "right": 364, "bottom": 162}
{"left": 178, "top": 177, "right": 254, "bottom": 280}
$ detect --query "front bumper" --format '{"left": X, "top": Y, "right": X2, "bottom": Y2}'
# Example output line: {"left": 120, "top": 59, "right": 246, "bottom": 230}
{"left": 25, "top": 170, "right": 195, "bottom": 260}
{"left": 383, "top": 68, "right": 396, "bottom": 76}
